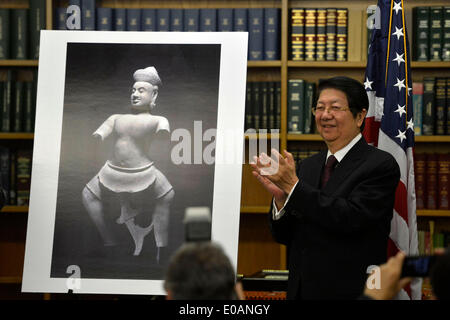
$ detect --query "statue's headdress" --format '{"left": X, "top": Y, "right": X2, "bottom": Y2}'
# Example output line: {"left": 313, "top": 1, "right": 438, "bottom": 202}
{"left": 133, "top": 66, "right": 162, "bottom": 86}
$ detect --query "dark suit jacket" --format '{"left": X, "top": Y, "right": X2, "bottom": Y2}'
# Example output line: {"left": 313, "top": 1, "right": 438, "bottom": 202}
{"left": 269, "top": 137, "right": 400, "bottom": 300}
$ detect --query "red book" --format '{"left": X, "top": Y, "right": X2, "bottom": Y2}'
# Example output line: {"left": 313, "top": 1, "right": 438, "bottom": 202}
{"left": 438, "top": 153, "right": 450, "bottom": 209}
{"left": 426, "top": 153, "right": 438, "bottom": 209}
{"left": 414, "top": 152, "right": 427, "bottom": 209}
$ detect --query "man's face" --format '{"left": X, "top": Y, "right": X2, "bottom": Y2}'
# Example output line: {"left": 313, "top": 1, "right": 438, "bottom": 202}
{"left": 131, "top": 81, "right": 157, "bottom": 110}
{"left": 315, "top": 88, "right": 366, "bottom": 151}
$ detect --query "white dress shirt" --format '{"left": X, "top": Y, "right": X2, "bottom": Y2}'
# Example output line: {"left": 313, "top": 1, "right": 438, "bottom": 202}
{"left": 272, "top": 133, "right": 362, "bottom": 220}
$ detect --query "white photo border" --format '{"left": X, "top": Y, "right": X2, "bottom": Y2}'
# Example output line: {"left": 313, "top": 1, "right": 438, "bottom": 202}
{"left": 21, "top": 31, "right": 248, "bottom": 295}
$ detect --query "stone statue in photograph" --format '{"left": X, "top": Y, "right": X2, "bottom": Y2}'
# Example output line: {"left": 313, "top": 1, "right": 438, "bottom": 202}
{"left": 81, "top": 66, "right": 175, "bottom": 260}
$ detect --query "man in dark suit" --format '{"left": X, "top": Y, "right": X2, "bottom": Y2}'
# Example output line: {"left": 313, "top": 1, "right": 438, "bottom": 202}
{"left": 251, "top": 77, "right": 400, "bottom": 299}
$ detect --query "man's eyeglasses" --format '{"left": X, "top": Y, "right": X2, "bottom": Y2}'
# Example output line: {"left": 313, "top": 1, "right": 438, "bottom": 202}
{"left": 312, "top": 106, "right": 350, "bottom": 116}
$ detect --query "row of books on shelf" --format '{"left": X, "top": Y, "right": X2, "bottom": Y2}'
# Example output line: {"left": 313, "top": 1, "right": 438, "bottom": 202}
{"left": 55, "top": 2, "right": 281, "bottom": 61}
{"left": 418, "top": 221, "right": 449, "bottom": 255}
{"left": 0, "top": 146, "right": 32, "bottom": 206}
{"left": 291, "top": 148, "right": 324, "bottom": 166}
{"left": 413, "top": 77, "right": 450, "bottom": 136}
{"left": 412, "top": 6, "right": 450, "bottom": 62}
{"left": 0, "top": 1, "right": 46, "bottom": 60}
{"left": 0, "top": 70, "right": 37, "bottom": 133}
{"left": 245, "top": 81, "right": 281, "bottom": 131}
{"left": 415, "top": 153, "right": 450, "bottom": 210}
{"left": 287, "top": 79, "right": 316, "bottom": 134}
{"left": 290, "top": 8, "right": 347, "bottom": 62}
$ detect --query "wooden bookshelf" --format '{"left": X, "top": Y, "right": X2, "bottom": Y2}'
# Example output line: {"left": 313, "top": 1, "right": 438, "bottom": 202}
{"left": 0, "top": 276, "right": 22, "bottom": 284}
{"left": 0, "top": 133, "right": 34, "bottom": 140}
{"left": 240, "top": 205, "right": 270, "bottom": 214}
{"left": 417, "top": 210, "right": 450, "bottom": 218}
{"left": 0, "top": 60, "right": 39, "bottom": 67}
{"left": 0, "top": 206, "right": 29, "bottom": 213}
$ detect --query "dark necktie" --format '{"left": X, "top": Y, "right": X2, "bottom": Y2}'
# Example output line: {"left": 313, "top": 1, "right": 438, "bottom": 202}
{"left": 321, "top": 155, "right": 338, "bottom": 188}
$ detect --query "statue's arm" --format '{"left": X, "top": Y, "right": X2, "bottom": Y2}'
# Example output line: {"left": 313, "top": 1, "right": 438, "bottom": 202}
{"left": 93, "top": 115, "right": 117, "bottom": 141}
{"left": 150, "top": 117, "right": 171, "bottom": 172}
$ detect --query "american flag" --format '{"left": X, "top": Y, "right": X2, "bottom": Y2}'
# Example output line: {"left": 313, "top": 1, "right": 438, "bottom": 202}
{"left": 363, "top": 0, "right": 421, "bottom": 299}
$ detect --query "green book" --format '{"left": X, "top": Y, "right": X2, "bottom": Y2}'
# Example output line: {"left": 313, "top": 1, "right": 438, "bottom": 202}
{"left": 412, "top": 7, "right": 429, "bottom": 61}
{"left": 1, "top": 70, "right": 13, "bottom": 132}
{"left": 11, "top": 9, "right": 28, "bottom": 60}
{"left": 260, "top": 82, "right": 269, "bottom": 129}
{"left": 29, "top": 0, "right": 46, "bottom": 59}
{"left": 13, "top": 81, "right": 23, "bottom": 132}
{"left": 268, "top": 82, "right": 276, "bottom": 130}
{"left": 0, "top": 9, "right": 10, "bottom": 59}
{"left": 422, "top": 77, "right": 435, "bottom": 135}
{"left": 275, "top": 82, "right": 281, "bottom": 130}
{"left": 443, "top": 7, "right": 450, "bottom": 61}
{"left": 288, "top": 79, "right": 305, "bottom": 133}
{"left": 245, "top": 82, "right": 253, "bottom": 130}
{"left": 252, "top": 82, "right": 261, "bottom": 130}
{"left": 430, "top": 7, "right": 443, "bottom": 61}
{"left": 304, "top": 82, "right": 316, "bottom": 134}
{"left": 23, "top": 81, "right": 34, "bottom": 133}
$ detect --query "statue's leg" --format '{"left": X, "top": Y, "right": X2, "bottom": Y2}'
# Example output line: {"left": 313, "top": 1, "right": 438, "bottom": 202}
{"left": 152, "top": 189, "right": 175, "bottom": 262}
{"left": 120, "top": 193, "right": 154, "bottom": 256}
{"left": 82, "top": 185, "right": 116, "bottom": 246}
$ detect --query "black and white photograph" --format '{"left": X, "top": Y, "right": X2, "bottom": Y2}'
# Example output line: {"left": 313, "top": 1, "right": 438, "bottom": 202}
{"left": 21, "top": 31, "right": 247, "bottom": 295}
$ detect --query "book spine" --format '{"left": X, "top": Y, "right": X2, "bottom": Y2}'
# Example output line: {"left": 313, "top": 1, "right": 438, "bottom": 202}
{"left": 9, "top": 150, "right": 16, "bottom": 205}
{"left": 435, "top": 77, "right": 446, "bottom": 135}
{"left": 245, "top": 82, "right": 253, "bottom": 130}
{"left": 200, "top": 9, "right": 217, "bottom": 32}
{"left": 336, "top": 8, "right": 348, "bottom": 62}
{"left": 444, "top": 7, "right": 450, "bottom": 61}
{"left": 170, "top": 9, "right": 183, "bottom": 31}
{"left": 426, "top": 153, "right": 438, "bottom": 209}
{"left": 11, "top": 9, "right": 28, "bottom": 59}
{"left": 13, "top": 81, "right": 23, "bottom": 132}
{"left": 127, "top": 9, "right": 141, "bottom": 31}
{"left": 81, "top": 0, "right": 96, "bottom": 30}
{"left": 218, "top": 8, "right": 233, "bottom": 32}
{"left": 233, "top": 9, "right": 248, "bottom": 32}
{"left": 268, "top": 82, "right": 276, "bottom": 129}
{"left": 304, "top": 82, "right": 315, "bottom": 134}
{"left": 114, "top": 8, "right": 126, "bottom": 31}
{"left": 430, "top": 6, "right": 443, "bottom": 61}
{"left": 96, "top": 7, "right": 112, "bottom": 31}
{"left": 141, "top": 9, "right": 156, "bottom": 31}
{"left": 326, "top": 8, "right": 337, "bottom": 61}
{"left": 29, "top": 0, "right": 46, "bottom": 59}
{"left": 260, "top": 82, "right": 269, "bottom": 129}
{"left": 0, "top": 9, "right": 10, "bottom": 59}
{"left": 414, "top": 152, "right": 427, "bottom": 210}
{"left": 304, "top": 8, "right": 316, "bottom": 61}
{"left": 23, "top": 81, "right": 33, "bottom": 133}
{"left": 275, "top": 82, "right": 281, "bottom": 130}
{"left": 0, "top": 146, "right": 10, "bottom": 205}
{"left": 288, "top": 79, "right": 305, "bottom": 133}
{"left": 291, "top": 9, "right": 305, "bottom": 61}
{"left": 447, "top": 77, "right": 450, "bottom": 135}
{"left": 438, "top": 153, "right": 450, "bottom": 209}
{"left": 413, "top": 82, "right": 424, "bottom": 135}
{"left": 2, "top": 70, "right": 13, "bottom": 132}
{"left": 413, "top": 7, "right": 430, "bottom": 61}
{"left": 316, "top": 8, "right": 326, "bottom": 61}
{"left": 264, "top": 8, "right": 280, "bottom": 60}
{"left": 156, "top": 9, "right": 170, "bottom": 31}
{"left": 252, "top": 82, "right": 261, "bottom": 130}
{"left": 16, "top": 149, "right": 32, "bottom": 206}
{"left": 422, "top": 77, "right": 435, "bottom": 135}
{"left": 54, "top": 7, "right": 66, "bottom": 30}
{"left": 184, "top": 9, "right": 199, "bottom": 31}
{"left": 248, "top": 9, "right": 264, "bottom": 60}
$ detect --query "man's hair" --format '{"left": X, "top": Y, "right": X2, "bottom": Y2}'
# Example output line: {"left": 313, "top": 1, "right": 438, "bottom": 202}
{"left": 430, "top": 250, "right": 450, "bottom": 300}
{"left": 317, "top": 76, "right": 368, "bottom": 132}
{"left": 164, "top": 242, "right": 237, "bottom": 300}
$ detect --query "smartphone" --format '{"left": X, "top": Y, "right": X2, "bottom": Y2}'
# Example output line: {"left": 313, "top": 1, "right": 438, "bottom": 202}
{"left": 401, "top": 255, "right": 437, "bottom": 277}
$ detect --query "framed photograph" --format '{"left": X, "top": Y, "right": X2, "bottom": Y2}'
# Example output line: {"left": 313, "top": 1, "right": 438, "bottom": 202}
{"left": 22, "top": 31, "right": 247, "bottom": 295}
